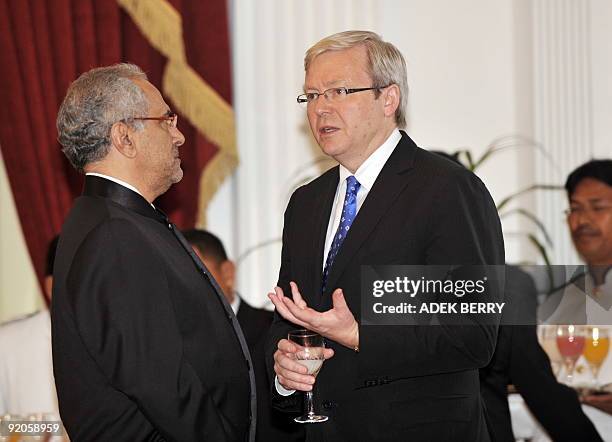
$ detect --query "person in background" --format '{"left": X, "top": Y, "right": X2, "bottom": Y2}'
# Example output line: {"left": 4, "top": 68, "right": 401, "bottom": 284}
{"left": 538, "top": 159, "right": 612, "bottom": 415}
{"left": 183, "top": 228, "right": 303, "bottom": 442}
{"left": 0, "top": 236, "right": 59, "bottom": 416}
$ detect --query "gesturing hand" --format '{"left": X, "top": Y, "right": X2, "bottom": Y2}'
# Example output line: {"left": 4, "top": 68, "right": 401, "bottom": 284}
{"left": 268, "top": 281, "right": 359, "bottom": 350}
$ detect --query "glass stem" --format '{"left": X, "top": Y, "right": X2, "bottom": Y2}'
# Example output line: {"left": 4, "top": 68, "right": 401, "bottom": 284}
{"left": 305, "top": 390, "right": 315, "bottom": 416}
{"left": 590, "top": 364, "right": 601, "bottom": 388}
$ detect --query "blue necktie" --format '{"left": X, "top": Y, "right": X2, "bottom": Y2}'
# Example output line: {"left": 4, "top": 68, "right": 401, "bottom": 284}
{"left": 322, "top": 175, "right": 361, "bottom": 293}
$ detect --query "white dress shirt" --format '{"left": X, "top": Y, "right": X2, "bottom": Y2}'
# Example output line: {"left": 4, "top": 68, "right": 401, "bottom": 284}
{"left": 322, "top": 129, "right": 401, "bottom": 268}
{"left": 276, "top": 128, "right": 401, "bottom": 396}
{"left": 86, "top": 172, "right": 143, "bottom": 196}
{"left": 230, "top": 294, "right": 241, "bottom": 315}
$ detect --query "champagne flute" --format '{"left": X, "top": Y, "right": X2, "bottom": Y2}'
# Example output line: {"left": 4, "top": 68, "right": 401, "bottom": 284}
{"left": 583, "top": 327, "right": 610, "bottom": 389}
{"left": 556, "top": 325, "right": 585, "bottom": 386}
{"left": 288, "top": 329, "right": 328, "bottom": 423}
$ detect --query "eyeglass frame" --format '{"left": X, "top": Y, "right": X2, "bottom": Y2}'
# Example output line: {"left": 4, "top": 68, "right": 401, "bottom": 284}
{"left": 564, "top": 205, "right": 612, "bottom": 217}
{"left": 296, "top": 85, "right": 390, "bottom": 105}
{"left": 131, "top": 111, "right": 178, "bottom": 128}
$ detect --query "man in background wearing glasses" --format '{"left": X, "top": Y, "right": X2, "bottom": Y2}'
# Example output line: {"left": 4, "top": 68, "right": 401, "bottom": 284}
{"left": 539, "top": 160, "right": 612, "bottom": 325}
{"left": 52, "top": 64, "right": 256, "bottom": 441}
{"left": 266, "top": 31, "right": 504, "bottom": 441}
{"left": 539, "top": 159, "right": 612, "bottom": 416}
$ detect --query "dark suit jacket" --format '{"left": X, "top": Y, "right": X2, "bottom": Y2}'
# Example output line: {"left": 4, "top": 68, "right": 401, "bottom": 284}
{"left": 266, "top": 132, "right": 505, "bottom": 442}
{"left": 51, "top": 176, "right": 256, "bottom": 442}
{"left": 236, "top": 300, "right": 304, "bottom": 442}
{"left": 237, "top": 300, "right": 274, "bottom": 352}
{"left": 480, "top": 266, "right": 602, "bottom": 442}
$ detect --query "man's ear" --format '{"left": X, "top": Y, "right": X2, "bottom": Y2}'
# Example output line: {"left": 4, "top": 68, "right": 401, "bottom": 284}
{"left": 220, "top": 260, "right": 236, "bottom": 292}
{"left": 382, "top": 84, "right": 400, "bottom": 118}
{"left": 109, "top": 122, "right": 137, "bottom": 159}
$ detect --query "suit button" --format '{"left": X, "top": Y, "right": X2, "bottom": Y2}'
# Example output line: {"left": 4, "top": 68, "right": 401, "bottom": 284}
{"left": 322, "top": 400, "right": 333, "bottom": 410}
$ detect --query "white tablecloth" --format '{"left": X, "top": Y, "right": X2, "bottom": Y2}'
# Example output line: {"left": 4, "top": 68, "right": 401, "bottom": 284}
{"left": 510, "top": 393, "right": 612, "bottom": 441}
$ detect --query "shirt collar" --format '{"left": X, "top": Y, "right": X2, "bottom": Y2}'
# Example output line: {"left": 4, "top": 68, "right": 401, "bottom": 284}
{"left": 338, "top": 128, "right": 401, "bottom": 190}
{"left": 86, "top": 173, "right": 155, "bottom": 208}
{"left": 230, "top": 293, "right": 241, "bottom": 314}
{"left": 86, "top": 173, "right": 143, "bottom": 198}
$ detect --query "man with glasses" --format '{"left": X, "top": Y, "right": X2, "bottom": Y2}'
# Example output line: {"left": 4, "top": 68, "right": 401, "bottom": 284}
{"left": 52, "top": 64, "right": 256, "bottom": 441}
{"left": 539, "top": 160, "right": 612, "bottom": 325}
{"left": 266, "top": 31, "right": 504, "bottom": 441}
{"left": 539, "top": 160, "right": 612, "bottom": 417}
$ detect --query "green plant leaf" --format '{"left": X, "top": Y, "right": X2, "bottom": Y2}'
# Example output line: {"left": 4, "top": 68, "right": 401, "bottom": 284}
{"left": 500, "top": 208, "right": 554, "bottom": 246}
{"left": 455, "top": 149, "right": 476, "bottom": 170}
{"left": 496, "top": 184, "right": 563, "bottom": 211}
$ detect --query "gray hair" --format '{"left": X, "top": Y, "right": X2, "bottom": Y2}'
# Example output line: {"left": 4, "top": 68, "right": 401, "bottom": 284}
{"left": 304, "top": 30, "right": 408, "bottom": 128}
{"left": 57, "top": 63, "right": 149, "bottom": 171}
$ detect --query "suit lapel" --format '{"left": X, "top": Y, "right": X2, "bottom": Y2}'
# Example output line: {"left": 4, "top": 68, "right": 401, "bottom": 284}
{"left": 323, "top": 133, "right": 418, "bottom": 296}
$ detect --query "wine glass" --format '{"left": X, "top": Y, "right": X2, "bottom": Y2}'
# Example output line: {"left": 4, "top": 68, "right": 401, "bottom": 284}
{"left": 288, "top": 329, "right": 328, "bottom": 423}
{"left": 556, "top": 325, "right": 585, "bottom": 385}
{"left": 583, "top": 327, "right": 610, "bottom": 389}
{"left": 537, "top": 325, "right": 563, "bottom": 378}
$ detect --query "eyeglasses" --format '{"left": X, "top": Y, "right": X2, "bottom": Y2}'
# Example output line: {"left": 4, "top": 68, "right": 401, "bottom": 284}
{"left": 565, "top": 205, "right": 612, "bottom": 217}
{"left": 296, "top": 86, "right": 389, "bottom": 106}
{"left": 133, "top": 111, "right": 178, "bottom": 128}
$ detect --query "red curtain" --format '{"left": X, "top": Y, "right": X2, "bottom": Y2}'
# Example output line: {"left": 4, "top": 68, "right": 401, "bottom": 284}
{"left": 0, "top": 0, "right": 232, "bottom": 287}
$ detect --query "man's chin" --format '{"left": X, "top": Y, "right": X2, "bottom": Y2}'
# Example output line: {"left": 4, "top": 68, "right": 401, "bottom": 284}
{"left": 318, "top": 139, "right": 345, "bottom": 158}
{"left": 172, "top": 169, "right": 184, "bottom": 184}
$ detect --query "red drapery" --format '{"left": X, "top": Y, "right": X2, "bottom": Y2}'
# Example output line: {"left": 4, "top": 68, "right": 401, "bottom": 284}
{"left": 0, "top": 0, "right": 233, "bottom": 287}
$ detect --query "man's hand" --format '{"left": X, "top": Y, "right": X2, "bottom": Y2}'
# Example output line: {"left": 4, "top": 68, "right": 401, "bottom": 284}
{"left": 268, "top": 281, "right": 359, "bottom": 349}
{"left": 582, "top": 393, "right": 612, "bottom": 415}
{"left": 273, "top": 338, "right": 334, "bottom": 391}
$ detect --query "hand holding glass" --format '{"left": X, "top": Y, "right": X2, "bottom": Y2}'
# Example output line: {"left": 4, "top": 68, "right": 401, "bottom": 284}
{"left": 288, "top": 329, "right": 328, "bottom": 423}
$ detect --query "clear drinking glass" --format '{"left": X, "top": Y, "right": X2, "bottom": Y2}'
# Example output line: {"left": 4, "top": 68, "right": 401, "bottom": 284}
{"left": 537, "top": 324, "right": 564, "bottom": 378}
{"left": 556, "top": 325, "right": 585, "bottom": 385}
{"left": 288, "top": 329, "right": 328, "bottom": 423}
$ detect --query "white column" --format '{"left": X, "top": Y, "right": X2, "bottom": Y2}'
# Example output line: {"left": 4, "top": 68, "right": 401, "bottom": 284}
{"left": 532, "top": 0, "right": 595, "bottom": 265}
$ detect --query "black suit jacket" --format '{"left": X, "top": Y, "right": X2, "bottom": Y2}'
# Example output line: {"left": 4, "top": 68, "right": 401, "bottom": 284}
{"left": 480, "top": 266, "right": 602, "bottom": 442}
{"left": 266, "top": 132, "right": 505, "bottom": 442}
{"left": 51, "top": 176, "right": 256, "bottom": 442}
{"left": 236, "top": 300, "right": 304, "bottom": 442}
{"left": 237, "top": 300, "right": 274, "bottom": 352}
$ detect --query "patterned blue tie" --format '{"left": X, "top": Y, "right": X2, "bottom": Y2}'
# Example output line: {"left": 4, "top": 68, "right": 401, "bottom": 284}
{"left": 322, "top": 175, "right": 361, "bottom": 293}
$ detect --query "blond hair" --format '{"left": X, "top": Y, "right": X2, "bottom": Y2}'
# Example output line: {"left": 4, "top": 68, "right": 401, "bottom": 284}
{"left": 304, "top": 30, "right": 408, "bottom": 128}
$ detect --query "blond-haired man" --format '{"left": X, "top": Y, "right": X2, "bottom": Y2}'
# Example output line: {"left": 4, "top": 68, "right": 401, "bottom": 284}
{"left": 267, "top": 31, "right": 504, "bottom": 441}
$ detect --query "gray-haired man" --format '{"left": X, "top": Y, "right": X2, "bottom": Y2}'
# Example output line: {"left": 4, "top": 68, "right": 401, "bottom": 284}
{"left": 52, "top": 64, "right": 256, "bottom": 441}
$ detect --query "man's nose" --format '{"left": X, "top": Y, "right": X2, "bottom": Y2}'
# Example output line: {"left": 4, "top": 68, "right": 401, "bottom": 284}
{"left": 172, "top": 126, "right": 185, "bottom": 147}
{"left": 312, "top": 95, "right": 333, "bottom": 116}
